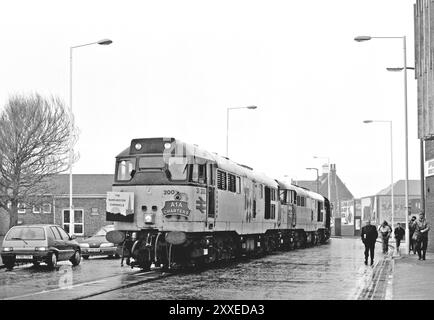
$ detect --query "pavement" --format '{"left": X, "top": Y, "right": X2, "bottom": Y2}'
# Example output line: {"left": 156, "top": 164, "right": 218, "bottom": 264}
{"left": 391, "top": 249, "right": 434, "bottom": 300}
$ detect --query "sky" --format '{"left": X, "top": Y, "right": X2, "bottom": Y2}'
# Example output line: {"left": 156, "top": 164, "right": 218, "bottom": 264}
{"left": 0, "top": 0, "right": 420, "bottom": 199}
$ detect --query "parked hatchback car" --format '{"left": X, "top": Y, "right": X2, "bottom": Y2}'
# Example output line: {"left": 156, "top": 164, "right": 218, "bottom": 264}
{"left": 79, "top": 225, "right": 120, "bottom": 259}
{"left": 1, "top": 224, "right": 81, "bottom": 270}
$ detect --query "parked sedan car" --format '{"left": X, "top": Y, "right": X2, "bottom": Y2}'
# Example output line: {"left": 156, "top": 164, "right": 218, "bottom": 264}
{"left": 79, "top": 225, "right": 120, "bottom": 259}
{"left": 1, "top": 224, "right": 81, "bottom": 270}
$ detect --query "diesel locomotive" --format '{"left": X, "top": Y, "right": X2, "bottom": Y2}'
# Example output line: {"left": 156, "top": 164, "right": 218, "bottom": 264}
{"left": 105, "top": 137, "right": 331, "bottom": 270}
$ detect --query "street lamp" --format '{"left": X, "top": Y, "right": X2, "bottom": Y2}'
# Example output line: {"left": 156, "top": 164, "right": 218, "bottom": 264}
{"left": 306, "top": 167, "right": 319, "bottom": 193}
{"left": 69, "top": 38, "right": 112, "bottom": 234}
{"left": 226, "top": 105, "right": 257, "bottom": 157}
{"left": 363, "top": 120, "right": 394, "bottom": 228}
{"left": 386, "top": 66, "right": 425, "bottom": 215}
{"left": 355, "top": 34, "right": 410, "bottom": 254}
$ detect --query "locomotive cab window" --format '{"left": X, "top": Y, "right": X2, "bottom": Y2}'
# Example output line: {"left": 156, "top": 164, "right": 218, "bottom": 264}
{"left": 279, "top": 190, "right": 287, "bottom": 204}
{"left": 116, "top": 158, "right": 136, "bottom": 181}
{"left": 168, "top": 157, "right": 188, "bottom": 181}
{"left": 189, "top": 164, "right": 206, "bottom": 184}
{"left": 318, "top": 202, "right": 324, "bottom": 222}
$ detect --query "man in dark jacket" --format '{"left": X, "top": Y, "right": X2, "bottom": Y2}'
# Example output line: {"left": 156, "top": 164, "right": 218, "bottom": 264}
{"left": 414, "top": 212, "right": 431, "bottom": 260}
{"left": 361, "top": 220, "right": 378, "bottom": 266}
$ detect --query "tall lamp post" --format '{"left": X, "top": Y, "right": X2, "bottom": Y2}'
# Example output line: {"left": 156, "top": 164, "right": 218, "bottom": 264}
{"left": 355, "top": 35, "right": 410, "bottom": 253}
{"left": 69, "top": 39, "right": 112, "bottom": 234}
{"left": 306, "top": 167, "right": 319, "bottom": 193}
{"left": 226, "top": 105, "right": 257, "bottom": 157}
{"left": 363, "top": 120, "right": 394, "bottom": 228}
{"left": 387, "top": 66, "right": 424, "bottom": 215}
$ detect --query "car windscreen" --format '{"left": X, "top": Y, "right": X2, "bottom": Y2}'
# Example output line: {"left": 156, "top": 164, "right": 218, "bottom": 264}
{"left": 5, "top": 227, "right": 46, "bottom": 240}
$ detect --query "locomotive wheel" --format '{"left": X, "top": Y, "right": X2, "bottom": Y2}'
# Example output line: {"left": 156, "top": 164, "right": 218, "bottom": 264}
{"left": 137, "top": 249, "right": 151, "bottom": 271}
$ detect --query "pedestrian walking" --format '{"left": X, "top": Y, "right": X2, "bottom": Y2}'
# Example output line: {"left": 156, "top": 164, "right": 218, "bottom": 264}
{"left": 378, "top": 220, "right": 392, "bottom": 254}
{"left": 409, "top": 216, "right": 417, "bottom": 254}
{"left": 361, "top": 220, "right": 378, "bottom": 266}
{"left": 414, "top": 212, "right": 431, "bottom": 261}
{"left": 394, "top": 223, "right": 405, "bottom": 255}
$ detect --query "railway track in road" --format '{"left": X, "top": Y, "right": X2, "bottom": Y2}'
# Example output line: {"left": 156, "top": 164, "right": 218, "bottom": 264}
{"left": 4, "top": 268, "right": 175, "bottom": 300}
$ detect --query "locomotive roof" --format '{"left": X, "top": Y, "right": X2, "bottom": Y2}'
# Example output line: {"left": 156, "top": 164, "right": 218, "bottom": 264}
{"left": 117, "top": 137, "right": 278, "bottom": 187}
{"left": 277, "top": 179, "right": 325, "bottom": 201}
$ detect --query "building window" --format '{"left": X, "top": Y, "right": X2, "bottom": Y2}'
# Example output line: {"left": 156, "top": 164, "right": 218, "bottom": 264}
{"left": 18, "top": 203, "right": 26, "bottom": 214}
{"left": 42, "top": 203, "right": 51, "bottom": 214}
{"left": 91, "top": 207, "right": 99, "bottom": 216}
{"left": 33, "top": 206, "right": 41, "bottom": 214}
{"left": 217, "top": 170, "right": 227, "bottom": 190}
{"left": 63, "top": 209, "right": 84, "bottom": 235}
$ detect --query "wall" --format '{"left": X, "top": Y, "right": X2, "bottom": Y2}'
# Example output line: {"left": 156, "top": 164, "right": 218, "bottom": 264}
{"left": 424, "top": 140, "right": 434, "bottom": 252}
{"left": 54, "top": 197, "right": 110, "bottom": 237}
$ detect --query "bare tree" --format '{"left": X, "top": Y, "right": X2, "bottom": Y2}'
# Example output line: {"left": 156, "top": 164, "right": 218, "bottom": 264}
{"left": 0, "top": 93, "right": 77, "bottom": 229}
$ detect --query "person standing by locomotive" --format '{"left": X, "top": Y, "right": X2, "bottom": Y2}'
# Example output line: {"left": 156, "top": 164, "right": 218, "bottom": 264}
{"left": 378, "top": 220, "right": 392, "bottom": 254}
{"left": 393, "top": 223, "right": 405, "bottom": 255}
{"left": 414, "top": 212, "right": 431, "bottom": 261}
{"left": 361, "top": 220, "right": 378, "bottom": 266}
{"left": 409, "top": 216, "right": 417, "bottom": 254}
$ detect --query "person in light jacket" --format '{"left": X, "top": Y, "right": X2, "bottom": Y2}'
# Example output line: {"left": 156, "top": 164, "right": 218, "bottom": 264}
{"left": 378, "top": 221, "right": 392, "bottom": 254}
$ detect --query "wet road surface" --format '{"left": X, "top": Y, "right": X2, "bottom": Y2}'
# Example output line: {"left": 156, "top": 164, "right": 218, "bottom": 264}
{"left": 88, "top": 238, "right": 392, "bottom": 300}
{"left": 0, "top": 238, "right": 393, "bottom": 300}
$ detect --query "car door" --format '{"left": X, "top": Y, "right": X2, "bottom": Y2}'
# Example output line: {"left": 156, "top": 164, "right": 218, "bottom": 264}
{"left": 56, "top": 226, "right": 75, "bottom": 260}
{"left": 49, "top": 226, "right": 66, "bottom": 260}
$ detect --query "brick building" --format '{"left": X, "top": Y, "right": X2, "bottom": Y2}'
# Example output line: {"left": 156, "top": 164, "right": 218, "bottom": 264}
{"left": 0, "top": 174, "right": 114, "bottom": 238}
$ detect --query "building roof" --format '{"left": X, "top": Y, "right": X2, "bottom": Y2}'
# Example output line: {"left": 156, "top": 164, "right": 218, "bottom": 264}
{"left": 376, "top": 180, "right": 421, "bottom": 196}
{"left": 48, "top": 174, "right": 114, "bottom": 196}
{"left": 294, "top": 172, "right": 354, "bottom": 202}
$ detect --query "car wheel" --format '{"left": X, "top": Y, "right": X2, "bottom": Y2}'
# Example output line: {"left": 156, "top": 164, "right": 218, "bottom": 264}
{"left": 70, "top": 250, "right": 81, "bottom": 266}
{"left": 114, "top": 253, "right": 120, "bottom": 259}
{"left": 82, "top": 255, "right": 89, "bottom": 260}
{"left": 33, "top": 261, "right": 40, "bottom": 267}
{"left": 5, "top": 261, "right": 14, "bottom": 270}
{"left": 46, "top": 252, "right": 58, "bottom": 269}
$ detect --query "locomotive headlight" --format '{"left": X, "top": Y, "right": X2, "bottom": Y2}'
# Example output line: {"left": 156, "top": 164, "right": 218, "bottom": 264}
{"left": 144, "top": 213, "right": 154, "bottom": 224}
{"left": 164, "top": 142, "right": 171, "bottom": 149}
{"left": 135, "top": 143, "right": 142, "bottom": 150}
{"left": 131, "top": 232, "right": 137, "bottom": 240}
